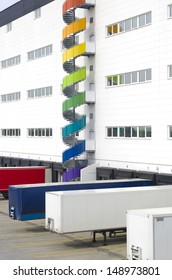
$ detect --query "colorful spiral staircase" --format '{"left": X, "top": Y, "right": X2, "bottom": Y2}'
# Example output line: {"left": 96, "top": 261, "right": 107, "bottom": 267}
{"left": 62, "top": 0, "right": 95, "bottom": 182}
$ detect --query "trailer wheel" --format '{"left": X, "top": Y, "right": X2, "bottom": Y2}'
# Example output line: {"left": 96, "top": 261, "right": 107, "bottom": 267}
{"left": 2, "top": 192, "right": 8, "bottom": 199}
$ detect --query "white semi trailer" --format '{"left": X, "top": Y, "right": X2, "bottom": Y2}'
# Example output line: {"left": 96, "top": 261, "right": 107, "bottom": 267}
{"left": 127, "top": 207, "right": 172, "bottom": 260}
{"left": 45, "top": 186, "right": 172, "bottom": 244}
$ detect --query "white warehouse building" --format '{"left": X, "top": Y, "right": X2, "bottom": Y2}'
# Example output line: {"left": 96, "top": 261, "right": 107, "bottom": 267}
{"left": 1, "top": 0, "right": 172, "bottom": 183}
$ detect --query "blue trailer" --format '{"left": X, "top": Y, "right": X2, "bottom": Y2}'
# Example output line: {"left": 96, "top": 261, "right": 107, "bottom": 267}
{"left": 8, "top": 179, "right": 153, "bottom": 221}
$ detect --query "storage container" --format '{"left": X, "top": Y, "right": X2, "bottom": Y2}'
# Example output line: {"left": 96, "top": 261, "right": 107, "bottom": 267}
{"left": 127, "top": 207, "right": 172, "bottom": 260}
{"left": 0, "top": 166, "right": 51, "bottom": 198}
{"left": 45, "top": 186, "right": 172, "bottom": 234}
{"left": 9, "top": 178, "right": 152, "bottom": 220}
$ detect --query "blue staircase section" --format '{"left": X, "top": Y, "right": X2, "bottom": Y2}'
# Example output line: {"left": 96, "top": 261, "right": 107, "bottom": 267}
{"left": 63, "top": 140, "right": 86, "bottom": 162}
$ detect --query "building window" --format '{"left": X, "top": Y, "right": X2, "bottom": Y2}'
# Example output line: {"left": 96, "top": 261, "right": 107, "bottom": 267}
{"left": 27, "top": 45, "right": 53, "bottom": 61}
{"left": 89, "top": 113, "right": 94, "bottom": 119}
{"left": 27, "top": 86, "right": 52, "bottom": 99}
{"left": 113, "top": 127, "right": 118, "bottom": 137}
{"left": 168, "top": 5, "right": 172, "bottom": 18}
{"left": 90, "top": 65, "right": 93, "bottom": 71}
{"left": 132, "top": 17, "right": 137, "bottom": 28}
{"left": 90, "top": 17, "right": 94, "bottom": 23}
{"left": 139, "top": 70, "right": 146, "bottom": 82}
{"left": 125, "top": 19, "right": 131, "bottom": 31}
{"left": 1, "top": 129, "right": 20, "bottom": 137}
{"left": 28, "top": 128, "right": 52, "bottom": 137}
{"left": 132, "top": 126, "right": 138, "bottom": 137}
{"left": 132, "top": 71, "right": 137, "bottom": 83}
{"left": 125, "top": 127, "right": 131, "bottom": 137}
{"left": 107, "top": 127, "right": 112, "bottom": 137}
{"left": 168, "top": 65, "right": 172, "bottom": 78}
{"left": 139, "top": 126, "right": 146, "bottom": 138}
{"left": 167, "top": 126, "right": 172, "bottom": 138}
{"left": 146, "top": 126, "right": 152, "bottom": 137}
{"left": 6, "top": 22, "right": 12, "bottom": 32}
{"left": 34, "top": 8, "right": 41, "bottom": 19}
{"left": 146, "top": 68, "right": 152, "bottom": 80}
{"left": 106, "top": 11, "right": 151, "bottom": 37}
{"left": 125, "top": 73, "right": 131, "bottom": 84}
{"left": 139, "top": 14, "right": 146, "bottom": 27}
{"left": 1, "top": 55, "right": 21, "bottom": 69}
{"left": 106, "top": 69, "right": 151, "bottom": 88}
{"left": 1, "top": 92, "right": 20, "bottom": 103}
{"left": 119, "top": 127, "right": 124, "bottom": 137}
{"left": 146, "top": 11, "right": 152, "bottom": 24}
{"left": 168, "top": 126, "right": 172, "bottom": 138}
{"left": 106, "top": 126, "right": 151, "bottom": 139}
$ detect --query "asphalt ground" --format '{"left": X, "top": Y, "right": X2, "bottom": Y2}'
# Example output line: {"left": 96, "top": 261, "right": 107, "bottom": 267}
{"left": 0, "top": 194, "right": 127, "bottom": 260}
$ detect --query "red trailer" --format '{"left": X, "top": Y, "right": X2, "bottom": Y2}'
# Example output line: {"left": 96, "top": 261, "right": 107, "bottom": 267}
{"left": 0, "top": 166, "right": 51, "bottom": 199}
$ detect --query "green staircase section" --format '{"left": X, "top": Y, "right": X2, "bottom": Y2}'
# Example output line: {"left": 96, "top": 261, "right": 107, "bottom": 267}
{"left": 62, "top": 67, "right": 86, "bottom": 90}
{"left": 63, "top": 92, "right": 86, "bottom": 113}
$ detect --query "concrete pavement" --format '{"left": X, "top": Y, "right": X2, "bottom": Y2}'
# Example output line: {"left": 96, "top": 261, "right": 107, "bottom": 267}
{"left": 0, "top": 195, "right": 126, "bottom": 260}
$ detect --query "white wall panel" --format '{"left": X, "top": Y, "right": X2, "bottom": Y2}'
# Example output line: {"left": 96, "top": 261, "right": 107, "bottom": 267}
{"left": 0, "top": 0, "right": 65, "bottom": 162}
{"left": 94, "top": 0, "right": 172, "bottom": 173}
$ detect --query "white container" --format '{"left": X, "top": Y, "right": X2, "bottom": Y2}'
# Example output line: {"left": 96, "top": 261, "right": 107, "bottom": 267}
{"left": 127, "top": 207, "right": 172, "bottom": 260}
{"left": 45, "top": 185, "right": 172, "bottom": 234}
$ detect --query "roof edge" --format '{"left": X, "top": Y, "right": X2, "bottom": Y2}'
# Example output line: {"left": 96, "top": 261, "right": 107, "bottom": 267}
{"left": 0, "top": 0, "right": 55, "bottom": 27}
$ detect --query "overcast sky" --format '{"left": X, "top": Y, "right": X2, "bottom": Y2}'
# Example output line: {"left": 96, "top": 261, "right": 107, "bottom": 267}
{"left": 0, "top": 0, "right": 20, "bottom": 12}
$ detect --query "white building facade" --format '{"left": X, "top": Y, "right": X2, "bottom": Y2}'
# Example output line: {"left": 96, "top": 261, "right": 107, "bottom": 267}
{"left": 94, "top": 0, "right": 172, "bottom": 177}
{"left": 0, "top": 0, "right": 65, "bottom": 180}
{"left": 1, "top": 0, "right": 172, "bottom": 182}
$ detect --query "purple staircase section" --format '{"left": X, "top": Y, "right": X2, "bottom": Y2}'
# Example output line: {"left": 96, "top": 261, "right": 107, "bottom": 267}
{"left": 62, "top": 167, "right": 82, "bottom": 182}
